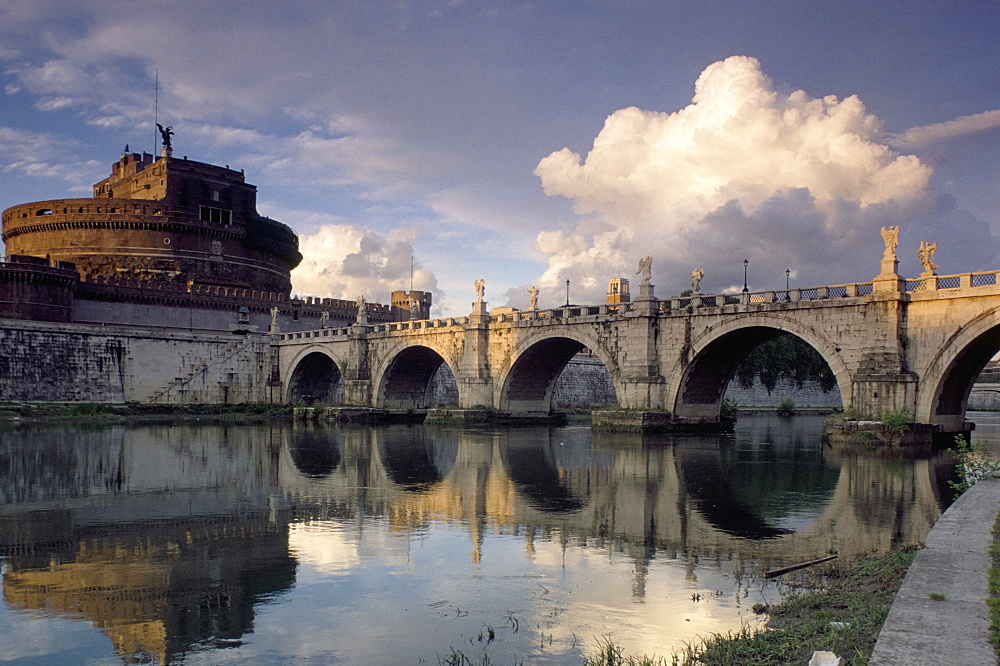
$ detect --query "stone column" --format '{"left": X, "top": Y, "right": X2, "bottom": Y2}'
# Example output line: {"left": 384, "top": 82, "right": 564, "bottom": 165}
{"left": 342, "top": 324, "right": 372, "bottom": 405}
{"left": 460, "top": 311, "right": 493, "bottom": 408}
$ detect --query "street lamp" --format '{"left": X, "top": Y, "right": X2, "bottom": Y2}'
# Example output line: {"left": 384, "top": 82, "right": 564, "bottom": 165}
{"left": 565, "top": 279, "right": 571, "bottom": 306}
{"left": 785, "top": 268, "right": 790, "bottom": 291}
{"left": 742, "top": 258, "right": 749, "bottom": 293}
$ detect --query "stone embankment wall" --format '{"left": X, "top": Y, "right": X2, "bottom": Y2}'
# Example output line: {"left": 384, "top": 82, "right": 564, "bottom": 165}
{"left": 553, "top": 356, "right": 617, "bottom": 406}
{"left": 432, "top": 356, "right": 841, "bottom": 409}
{"left": 0, "top": 319, "right": 275, "bottom": 404}
{"left": 968, "top": 385, "right": 1000, "bottom": 410}
{"left": 723, "top": 377, "right": 843, "bottom": 409}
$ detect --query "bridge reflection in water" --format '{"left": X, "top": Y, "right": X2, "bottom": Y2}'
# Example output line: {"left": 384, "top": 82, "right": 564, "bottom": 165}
{"left": 0, "top": 416, "right": 955, "bottom": 663}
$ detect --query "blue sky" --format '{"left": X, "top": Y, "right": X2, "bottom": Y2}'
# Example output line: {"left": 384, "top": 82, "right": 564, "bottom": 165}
{"left": 1, "top": 1, "right": 998, "bottom": 315}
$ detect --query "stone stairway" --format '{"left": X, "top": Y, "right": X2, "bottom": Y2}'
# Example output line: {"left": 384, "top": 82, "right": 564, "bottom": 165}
{"left": 146, "top": 338, "right": 250, "bottom": 403}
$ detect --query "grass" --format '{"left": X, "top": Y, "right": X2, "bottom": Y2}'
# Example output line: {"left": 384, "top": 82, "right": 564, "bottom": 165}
{"left": 581, "top": 549, "right": 917, "bottom": 666}
{"left": 990, "top": 502, "right": 1000, "bottom": 657}
{"left": 0, "top": 401, "right": 294, "bottom": 421}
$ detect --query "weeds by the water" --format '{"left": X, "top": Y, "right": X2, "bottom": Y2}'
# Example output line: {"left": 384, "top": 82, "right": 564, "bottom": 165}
{"left": 949, "top": 434, "right": 1000, "bottom": 494}
{"left": 583, "top": 636, "right": 670, "bottom": 665}
{"left": 582, "top": 549, "right": 916, "bottom": 666}
{"left": 0, "top": 401, "right": 294, "bottom": 421}
{"left": 990, "top": 503, "right": 1000, "bottom": 658}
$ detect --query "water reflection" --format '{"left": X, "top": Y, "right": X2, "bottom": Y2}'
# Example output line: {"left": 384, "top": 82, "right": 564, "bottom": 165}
{"left": 0, "top": 416, "right": 958, "bottom": 664}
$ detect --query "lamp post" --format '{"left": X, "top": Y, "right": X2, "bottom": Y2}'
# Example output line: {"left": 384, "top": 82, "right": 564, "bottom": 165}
{"left": 742, "top": 258, "right": 749, "bottom": 293}
{"left": 565, "top": 279, "right": 571, "bottom": 306}
{"left": 785, "top": 268, "right": 790, "bottom": 291}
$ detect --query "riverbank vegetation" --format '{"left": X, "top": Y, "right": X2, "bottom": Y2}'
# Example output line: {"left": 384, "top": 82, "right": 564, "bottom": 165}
{"left": 0, "top": 402, "right": 293, "bottom": 421}
{"left": 577, "top": 549, "right": 916, "bottom": 666}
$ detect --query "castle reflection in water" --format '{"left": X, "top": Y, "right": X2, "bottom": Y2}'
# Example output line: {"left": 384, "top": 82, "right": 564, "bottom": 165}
{"left": 0, "top": 416, "right": 954, "bottom": 663}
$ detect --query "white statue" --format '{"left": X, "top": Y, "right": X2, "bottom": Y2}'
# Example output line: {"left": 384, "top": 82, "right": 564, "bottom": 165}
{"left": 528, "top": 285, "right": 539, "bottom": 310}
{"left": 474, "top": 279, "right": 485, "bottom": 303}
{"left": 918, "top": 240, "right": 938, "bottom": 275}
{"left": 691, "top": 268, "right": 704, "bottom": 293}
{"left": 636, "top": 256, "right": 652, "bottom": 284}
{"left": 356, "top": 295, "right": 367, "bottom": 324}
{"left": 270, "top": 306, "right": 279, "bottom": 328}
{"left": 409, "top": 296, "right": 422, "bottom": 319}
{"left": 320, "top": 310, "right": 330, "bottom": 328}
{"left": 881, "top": 226, "right": 900, "bottom": 259}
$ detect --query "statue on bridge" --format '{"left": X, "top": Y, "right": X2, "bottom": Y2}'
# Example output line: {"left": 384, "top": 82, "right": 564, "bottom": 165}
{"left": 528, "top": 285, "right": 539, "bottom": 310}
{"left": 691, "top": 268, "right": 704, "bottom": 294}
{"left": 356, "top": 295, "right": 368, "bottom": 325}
{"left": 475, "top": 279, "right": 485, "bottom": 303}
{"left": 880, "top": 225, "right": 899, "bottom": 259}
{"left": 918, "top": 240, "right": 938, "bottom": 275}
{"left": 637, "top": 256, "right": 652, "bottom": 285}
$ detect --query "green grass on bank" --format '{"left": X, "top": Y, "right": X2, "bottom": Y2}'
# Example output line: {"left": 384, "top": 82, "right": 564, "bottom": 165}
{"left": 579, "top": 549, "right": 917, "bottom": 666}
{"left": 991, "top": 505, "right": 1000, "bottom": 658}
{"left": 0, "top": 402, "right": 294, "bottom": 421}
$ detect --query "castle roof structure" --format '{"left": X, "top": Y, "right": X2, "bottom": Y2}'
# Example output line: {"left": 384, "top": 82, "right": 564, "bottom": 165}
{"left": 0, "top": 144, "right": 429, "bottom": 330}
{"left": 3, "top": 149, "right": 301, "bottom": 294}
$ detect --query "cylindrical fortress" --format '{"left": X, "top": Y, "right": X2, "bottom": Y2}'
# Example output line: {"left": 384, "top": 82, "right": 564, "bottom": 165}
{"left": 2, "top": 152, "right": 302, "bottom": 294}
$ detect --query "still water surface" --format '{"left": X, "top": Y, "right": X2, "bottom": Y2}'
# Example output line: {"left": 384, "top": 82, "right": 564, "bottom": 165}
{"left": 0, "top": 414, "right": 966, "bottom": 664}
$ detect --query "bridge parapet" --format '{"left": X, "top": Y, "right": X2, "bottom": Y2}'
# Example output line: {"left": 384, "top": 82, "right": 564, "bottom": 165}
{"left": 905, "top": 270, "right": 1000, "bottom": 294}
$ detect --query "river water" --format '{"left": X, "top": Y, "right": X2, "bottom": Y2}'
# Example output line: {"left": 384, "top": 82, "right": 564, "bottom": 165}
{"left": 0, "top": 413, "right": 970, "bottom": 664}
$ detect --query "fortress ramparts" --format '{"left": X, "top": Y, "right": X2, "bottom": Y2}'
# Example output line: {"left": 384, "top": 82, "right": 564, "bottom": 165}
{"left": 0, "top": 146, "right": 430, "bottom": 404}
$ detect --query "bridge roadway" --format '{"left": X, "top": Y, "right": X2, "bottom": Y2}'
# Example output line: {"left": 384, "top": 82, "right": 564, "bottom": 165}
{"left": 277, "top": 264, "right": 1000, "bottom": 432}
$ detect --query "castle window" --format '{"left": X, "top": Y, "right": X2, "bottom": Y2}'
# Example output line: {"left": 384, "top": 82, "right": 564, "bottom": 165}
{"left": 199, "top": 206, "right": 231, "bottom": 225}
{"left": 35, "top": 208, "right": 53, "bottom": 216}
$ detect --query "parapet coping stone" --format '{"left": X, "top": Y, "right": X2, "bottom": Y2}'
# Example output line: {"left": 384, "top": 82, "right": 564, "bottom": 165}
{"left": 869, "top": 475, "right": 1000, "bottom": 665}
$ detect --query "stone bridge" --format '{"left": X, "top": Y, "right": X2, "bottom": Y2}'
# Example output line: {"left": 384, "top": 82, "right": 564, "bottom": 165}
{"left": 277, "top": 257, "right": 1000, "bottom": 432}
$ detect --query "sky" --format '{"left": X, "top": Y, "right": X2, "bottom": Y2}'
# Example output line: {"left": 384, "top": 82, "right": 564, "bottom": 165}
{"left": 1, "top": 1, "right": 998, "bottom": 316}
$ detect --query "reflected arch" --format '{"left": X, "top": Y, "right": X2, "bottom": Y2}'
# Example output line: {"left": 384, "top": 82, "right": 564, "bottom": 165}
{"left": 286, "top": 349, "right": 343, "bottom": 405}
{"left": 916, "top": 306, "right": 1000, "bottom": 430}
{"left": 376, "top": 344, "right": 458, "bottom": 410}
{"left": 499, "top": 333, "right": 621, "bottom": 415}
{"left": 289, "top": 428, "right": 343, "bottom": 478}
{"left": 499, "top": 437, "right": 585, "bottom": 513}
{"left": 377, "top": 428, "right": 458, "bottom": 491}
{"left": 675, "top": 430, "right": 840, "bottom": 539}
{"left": 668, "top": 317, "right": 849, "bottom": 420}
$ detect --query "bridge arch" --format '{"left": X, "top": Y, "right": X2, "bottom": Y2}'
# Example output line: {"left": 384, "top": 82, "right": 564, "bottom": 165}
{"left": 916, "top": 306, "right": 1000, "bottom": 430}
{"left": 285, "top": 347, "right": 345, "bottom": 405}
{"left": 668, "top": 315, "right": 851, "bottom": 419}
{"left": 374, "top": 342, "right": 460, "bottom": 410}
{"left": 498, "top": 330, "right": 622, "bottom": 415}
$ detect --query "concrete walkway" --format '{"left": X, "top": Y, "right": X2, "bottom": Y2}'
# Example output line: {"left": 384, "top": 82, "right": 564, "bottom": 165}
{"left": 870, "top": 476, "right": 1000, "bottom": 665}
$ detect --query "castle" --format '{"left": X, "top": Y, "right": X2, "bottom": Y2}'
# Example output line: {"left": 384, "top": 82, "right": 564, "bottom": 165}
{"left": 0, "top": 142, "right": 430, "bottom": 404}
{"left": 1, "top": 145, "right": 430, "bottom": 332}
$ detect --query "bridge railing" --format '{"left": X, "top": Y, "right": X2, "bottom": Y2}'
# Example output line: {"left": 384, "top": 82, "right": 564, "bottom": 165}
{"left": 276, "top": 271, "right": 1000, "bottom": 342}
{"left": 655, "top": 280, "right": 877, "bottom": 313}
{"left": 904, "top": 270, "right": 1000, "bottom": 293}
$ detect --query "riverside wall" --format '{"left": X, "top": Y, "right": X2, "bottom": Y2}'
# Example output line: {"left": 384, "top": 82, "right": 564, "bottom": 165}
{"left": 0, "top": 319, "right": 276, "bottom": 404}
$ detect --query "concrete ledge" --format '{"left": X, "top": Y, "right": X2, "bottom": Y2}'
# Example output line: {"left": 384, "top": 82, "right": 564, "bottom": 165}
{"left": 870, "top": 476, "right": 1000, "bottom": 665}
{"left": 591, "top": 409, "right": 733, "bottom": 432}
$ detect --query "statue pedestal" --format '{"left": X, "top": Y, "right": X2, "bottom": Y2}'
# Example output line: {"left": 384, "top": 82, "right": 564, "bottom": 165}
{"left": 873, "top": 256, "right": 904, "bottom": 298}
{"left": 878, "top": 256, "right": 899, "bottom": 278}
{"left": 471, "top": 299, "right": 487, "bottom": 316}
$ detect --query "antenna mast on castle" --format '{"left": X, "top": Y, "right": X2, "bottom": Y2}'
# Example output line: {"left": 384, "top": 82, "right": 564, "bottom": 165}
{"left": 153, "top": 69, "right": 159, "bottom": 155}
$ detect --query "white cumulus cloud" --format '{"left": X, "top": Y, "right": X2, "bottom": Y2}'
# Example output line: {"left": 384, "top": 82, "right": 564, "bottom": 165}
{"left": 532, "top": 56, "right": 998, "bottom": 300}
{"left": 290, "top": 223, "right": 439, "bottom": 309}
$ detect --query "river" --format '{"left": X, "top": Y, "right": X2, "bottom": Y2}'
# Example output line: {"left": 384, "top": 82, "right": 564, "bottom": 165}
{"left": 0, "top": 413, "right": 971, "bottom": 664}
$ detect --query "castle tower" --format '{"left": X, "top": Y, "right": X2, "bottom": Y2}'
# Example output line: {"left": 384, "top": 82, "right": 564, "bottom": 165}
{"left": 2, "top": 152, "right": 302, "bottom": 294}
{"left": 607, "top": 277, "right": 630, "bottom": 305}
